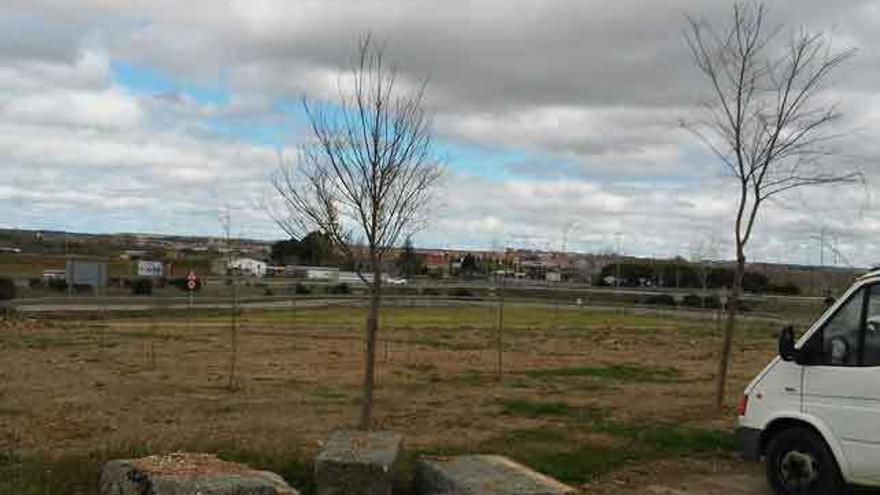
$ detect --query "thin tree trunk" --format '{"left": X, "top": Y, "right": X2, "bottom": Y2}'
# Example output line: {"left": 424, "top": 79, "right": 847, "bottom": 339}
{"left": 496, "top": 290, "right": 504, "bottom": 376}
{"left": 715, "top": 252, "right": 745, "bottom": 410}
{"left": 228, "top": 280, "right": 239, "bottom": 390}
{"left": 359, "top": 264, "right": 382, "bottom": 430}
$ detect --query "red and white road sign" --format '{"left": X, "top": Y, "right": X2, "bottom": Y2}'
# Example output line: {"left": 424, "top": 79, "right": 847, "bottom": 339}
{"left": 186, "top": 270, "right": 198, "bottom": 291}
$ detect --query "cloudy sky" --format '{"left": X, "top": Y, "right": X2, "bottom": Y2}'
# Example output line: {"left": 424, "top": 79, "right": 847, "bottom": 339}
{"left": 2, "top": 0, "right": 880, "bottom": 266}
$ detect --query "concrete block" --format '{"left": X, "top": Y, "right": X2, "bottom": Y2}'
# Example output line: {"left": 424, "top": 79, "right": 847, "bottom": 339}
{"left": 99, "top": 452, "right": 298, "bottom": 495}
{"left": 315, "top": 430, "right": 404, "bottom": 495}
{"left": 415, "top": 455, "right": 575, "bottom": 495}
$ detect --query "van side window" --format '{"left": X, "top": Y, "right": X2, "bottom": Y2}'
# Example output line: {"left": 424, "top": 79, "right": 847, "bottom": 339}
{"left": 820, "top": 288, "right": 864, "bottom": 366}
{"left": 863, "top": 285, "right": 880, "bottom": 366}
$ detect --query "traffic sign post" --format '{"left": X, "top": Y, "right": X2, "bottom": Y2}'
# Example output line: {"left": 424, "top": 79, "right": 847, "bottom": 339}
{"left": 186, "top": 270, "right": 198, "bottom": 309}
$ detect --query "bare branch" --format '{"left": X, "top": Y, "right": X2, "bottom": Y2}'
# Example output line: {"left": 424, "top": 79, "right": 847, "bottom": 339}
{"left": 684, "top": 1, "right": 858, "bottom": 411}
{"left": 268, "top": 36, "right": 442, "bottom": 280}
{"left": 684, "top": 1, "right": 857, "bottom": 251}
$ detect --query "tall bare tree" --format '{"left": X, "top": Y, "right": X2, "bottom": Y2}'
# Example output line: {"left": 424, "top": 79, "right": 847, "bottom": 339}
{"left": 684, "top": 2, "right": 859, "bottom": 410}
{"left": 270, "top": 36, "right": 442, "bottom": 429}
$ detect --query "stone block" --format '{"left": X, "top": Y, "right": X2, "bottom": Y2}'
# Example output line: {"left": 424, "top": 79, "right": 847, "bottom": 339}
{"left": 415, "top": 455, "right": 575, "bottom": 495}
{"left": 315, "top": 430, "right": 404, "bottom": 495}
{"left": 99, "top": 452, "right": 298, "bottom": 495}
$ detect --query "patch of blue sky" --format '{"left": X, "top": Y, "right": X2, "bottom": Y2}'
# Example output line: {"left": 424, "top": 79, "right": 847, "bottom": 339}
{"left": 108, "top": 63, "right": 569, "bottom": 180}
{"left": 436, "top": 141, "right": 533, "bottom": 180}
{"left": 200, "top": 117, "right": 291, "bottom": 148}
{"left": 110, "top": 61, "right": 230, "bottom": 106}
{"left": 196, "top": 99, "right": 311, "bottom": 148}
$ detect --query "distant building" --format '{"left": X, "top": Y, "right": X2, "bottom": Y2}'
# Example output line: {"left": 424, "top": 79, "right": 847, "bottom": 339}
{"left": 42, "top": 270, "right": 65, "bottom": 281}
{"left": 284, "top": 266, "right": 340, "bottom": 281}
{"left": 423, "top": 252, "right": 449, "bottom": 277}
{"left": 338, "top": 271, "right": 388, "bottom": 284}
{"left": 228, "top": 257, "right": 268, "bottom": 277}
{"left": 65, "top": 258, "right": 109, "bottom": 295}
{"left": 338, "top": 271, "right": 366, "bottom": 284}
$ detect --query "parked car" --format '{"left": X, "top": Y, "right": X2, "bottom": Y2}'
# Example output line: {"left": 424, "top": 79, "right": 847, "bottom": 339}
{"left": 737, "top": 269, "right": 880, "bottom": 494}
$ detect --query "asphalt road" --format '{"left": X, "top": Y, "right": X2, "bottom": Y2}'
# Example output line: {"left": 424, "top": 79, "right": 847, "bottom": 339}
{"left": 8, "top": 297, "right": 349, "bottom": 313}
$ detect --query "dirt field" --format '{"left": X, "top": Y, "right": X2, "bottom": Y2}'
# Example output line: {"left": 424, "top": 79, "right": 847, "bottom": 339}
{"left": 0, "top": 303, "right": 783, "bottom": 494}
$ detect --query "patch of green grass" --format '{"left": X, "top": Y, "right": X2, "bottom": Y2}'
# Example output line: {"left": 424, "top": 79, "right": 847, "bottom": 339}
{"left": 501, "top": 427, "right": 569, "bottom": 443}
{"left": 406, "top": 431, "right": 634, "bottom": 484}
{"left": 196, "top": 305, "right": 698, "bottom": 335}
{"left": 524, "top": 363, "right": 680, "bottom": 383}
{"left": 594, "top": 421, "right": 734, "bottom": 456}
{"left": 456, "top": 369, "right": 488, "bottom": 385}
{"left": 506, "top": 378, "right": 531, "bottom": 388}
{"left": 514, "top": 446, "right": 635, "bottom": 483}
{"left": 0, "top": 446, "right": 153, "bottom": 495}
{"left": 478, "top": 427, "right": 633, "bottom": 483}
{"left": 308, "top": 386, "right": 351, "bottom": 401}
{"left": 499, "top": 399, "right": 608, "bottom": 421}
{"left": 215, "top": 449, "right": 315, "bottom": 495}
{"left": 413, "top": 337, "right": 489, "bottom": 351}
{"left": 493, "top": 398, "right": 734, "bottom": 482}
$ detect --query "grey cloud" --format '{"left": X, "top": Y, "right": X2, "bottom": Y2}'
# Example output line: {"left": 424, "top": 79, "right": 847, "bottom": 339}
{"left": 2, "top": 0, "right": 880, "bottom": 264}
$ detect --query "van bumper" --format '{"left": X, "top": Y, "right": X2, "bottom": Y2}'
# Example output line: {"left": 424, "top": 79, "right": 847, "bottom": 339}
{"left": 735, "top": 426, "right": 762, "bottom": 461}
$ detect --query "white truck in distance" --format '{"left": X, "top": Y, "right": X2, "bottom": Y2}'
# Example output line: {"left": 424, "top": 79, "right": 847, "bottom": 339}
{"left": 737, "top": 269, "right": 880, "bottom": 495}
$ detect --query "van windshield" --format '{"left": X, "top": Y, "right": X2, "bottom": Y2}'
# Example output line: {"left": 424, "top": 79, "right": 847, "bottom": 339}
{"left": 864, "top": 285, "right": 880, "bottom": 366}
{"left": 820, "top": 288, "right": 862, "bottom": 366}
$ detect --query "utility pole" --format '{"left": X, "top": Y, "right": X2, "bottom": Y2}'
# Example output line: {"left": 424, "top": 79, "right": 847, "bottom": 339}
{"left": 561, "top": 221, "right": 579, "bottom": 254}
{"left": 810, "top": 228, "right": 830, "bottom": 296}
{"left": 496, "top": 276, "right": 505, "bottom": 377}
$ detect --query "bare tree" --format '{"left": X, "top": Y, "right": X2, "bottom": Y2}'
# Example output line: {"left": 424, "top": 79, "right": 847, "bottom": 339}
{"left": 684, "top": 1, "right": 860, "bottom": 410}
{"left": 270, "top": 36, "right": 442, "bottom": 429}
{"left": 219, "top": 204, "right": 240, "bottom": 390}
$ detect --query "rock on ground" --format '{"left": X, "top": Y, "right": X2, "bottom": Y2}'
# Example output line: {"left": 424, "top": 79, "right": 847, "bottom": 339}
{"left": 315, "top": 430, "right": 404, "bottom": 495}
{"left": 99, "top": 452, "right": 298, "bottom": 495}
{"left": 416, "top": 455, "right": 575, "bottom": 495}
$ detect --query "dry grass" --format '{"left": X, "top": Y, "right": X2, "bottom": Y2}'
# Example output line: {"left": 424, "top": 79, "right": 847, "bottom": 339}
{"left": 0, "top": 304, "right": 780, "bottom": 493}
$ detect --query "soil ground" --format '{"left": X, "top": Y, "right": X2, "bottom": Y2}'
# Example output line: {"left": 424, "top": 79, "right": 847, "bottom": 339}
{"left": 0, "top": 303, "right": 785, "bottom": 493}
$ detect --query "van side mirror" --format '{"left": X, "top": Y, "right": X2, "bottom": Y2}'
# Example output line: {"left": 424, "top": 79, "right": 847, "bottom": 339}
{"left": 779, "top": 326, "right": 797, "bottom": 362}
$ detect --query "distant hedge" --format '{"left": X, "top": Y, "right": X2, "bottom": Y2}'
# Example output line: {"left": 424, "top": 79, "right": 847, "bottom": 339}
{"left": 329, "top": 283, "right": 351, "bottom": 295}
{"left": 449, "top": 287, "right": 476, "bottom": 298}
{"left": 0, "top": 277, "right": 15, "bottom": 300}
{"left": 131, "top": 278, "right": 153, "bottom": 296}
{"left": 168, "top": 277, "right": 202, "bottom": 291}
{"left": 643, "top": 294, "right": 676, "bottom": 306}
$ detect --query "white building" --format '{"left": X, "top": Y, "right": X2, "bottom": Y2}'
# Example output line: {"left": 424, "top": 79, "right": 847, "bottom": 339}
{"left": 306, "top": 267, "right": 339, "bottom": 281}
{"left": 228, "top": 257, "right": 268, "bottom": 277}
{"left": 283, "top": 266, "right": 340, "bottom": 281}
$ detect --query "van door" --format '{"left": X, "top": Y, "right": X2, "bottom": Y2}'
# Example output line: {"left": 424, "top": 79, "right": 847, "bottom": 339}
{"left": 803, "top": 283, "right": 880, "bottom": 483}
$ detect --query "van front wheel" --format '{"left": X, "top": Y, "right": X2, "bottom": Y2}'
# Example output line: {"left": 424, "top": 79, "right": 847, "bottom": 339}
{"left": 765, "top": 427, "right": 846, "bottom": 495}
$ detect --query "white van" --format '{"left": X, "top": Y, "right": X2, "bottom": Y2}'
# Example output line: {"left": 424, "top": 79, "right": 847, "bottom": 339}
{"left": 737, "top": 270, "right": 880, "bottom": 494}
